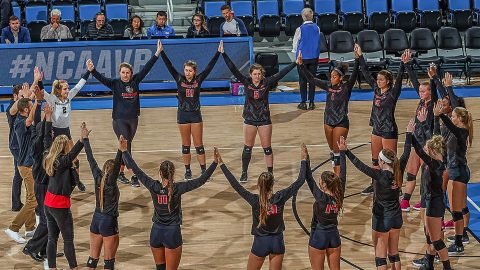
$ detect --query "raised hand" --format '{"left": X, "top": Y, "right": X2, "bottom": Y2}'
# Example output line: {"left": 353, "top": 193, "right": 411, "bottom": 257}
{"left": 401, "top": 49, "right": 411, "bottom": 64}
{"left": 156, "top": 39, "right": 163, "bottom": 56}
{"left": 354, "top": 44, "right": 362, "bottom": 57}
{"left": 433, "top": 100, "right": 443, "bottom": 116}
{"left": 337, "top": 136, "right": 348, "bottom": 151}
{"left": 33, "top": 84, "right": 44, "bottom": 101}
{"left": 213, "top": 147, "right": 222, "bottom": 164}
{"left": 119, "top": 135, "right": 128, "bottom": 152}
{"left": 20, "top": 82, "right": 31, "bottom": 98}
{"left": 33, "top": 66, "right": 43, "bottom": 82}
{"left": 86, "top": 59, "right": 94, "bottom": 72}
{"left": 417, "top": 107, "right": 428, "bottom": 122}
{"left": 81, "top": 122, "right": 92, "bottom": 139}
{"left": 427, "top": 63, "right": 437, "bottom": 79}
{"left": 301, "top": 143, "right": 309, "bottom": 160}
{"left": 443, "top": 72, "right": 452, "bottom": 87}
{"left": 406, "top": 119, "right": 416, "bottom": 133}
{"left": 44, "top": 103, "right": 53, "bottom": 117}
{"left": 218, "top": 40, "right": 224, "bottom": 53}
{"left": 296, "top": 51, "right": 303, "bottom": 65}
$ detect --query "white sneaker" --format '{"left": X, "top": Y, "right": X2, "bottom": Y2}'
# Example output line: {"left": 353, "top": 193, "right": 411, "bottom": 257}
{"left": 25, "top": 229, "right": 36, "bottom": 238}
{"left": 4, "top": 229, "right": 26, "bottom": 244}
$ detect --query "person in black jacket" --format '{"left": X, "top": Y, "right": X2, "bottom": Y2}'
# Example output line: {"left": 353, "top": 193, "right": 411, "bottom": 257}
{"left": 84, "top": 135, "right": 122, "bottom": 270}
{"left": 86, "top": 40, "right": 162, "bottom": 187}
{"left": 217, "top": 145, "right": 307, "bottom": 270}
{"left": 121, "top": 138, "right": 218, "bottom": 270}
{"left": 0, "top": 0, "right": 13, "bottom": 29}
{"left": 221, "top": 44, "right": 296, "bottom": 183}
{"left": 159, "top": 39, "right": 221, "bottom": 180}
{"left": 42, "top": 122, "right": 90, "bottom": 270}
{"left": 186, "top": 14, "right": 209, "bottom": 38}
{"left": 338, "top": 120, "right": 415, "bottom": 270}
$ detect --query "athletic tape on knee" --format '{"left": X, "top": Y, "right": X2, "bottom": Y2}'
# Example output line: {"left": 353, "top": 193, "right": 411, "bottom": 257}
{"left": 375, "top": 257, "right": 387, "bottom": 267}
{"left": 332, "top": 153, "right": 341, "bottom": 166}
{"left": 372, "top": 158, "right": 379, "bottom": 166}
{"left": 426, "top": 234, "right": 432, "bottom": 244}
{"left": 388, "top": 254, "right": 400, "bottom": 263}
{"left": 86, "top": 257, "right": 99, "bottom": 268}
{"left": 156, "top": 264, "right": 166, "bottom": 270}
{"left": 195, "top": 145, "right": 205, "bottom": 155}
{"left": 452, "top": 211, "right": 463, "bottom": 222}
{"left": 433, "top": 240, "right": 446, "bottom": 251}
{"left": 104, "top": 258, "right": 115, "bottom": 269}
{"left": 462, "top": 207, "right": 470, "bottom": 215}
{"left": 263, "top": 146, "right": 273, "bottom": 156}
{"left": 182, "top": 145, "right": 191, "bottom": 154}
{"left": 407, "top": 173, "right": 417, "bottom": 182}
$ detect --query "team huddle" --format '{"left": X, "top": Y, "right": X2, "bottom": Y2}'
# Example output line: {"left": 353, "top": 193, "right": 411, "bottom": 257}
{"left": 3, "top": 38, "right": 474, "bottom": 270}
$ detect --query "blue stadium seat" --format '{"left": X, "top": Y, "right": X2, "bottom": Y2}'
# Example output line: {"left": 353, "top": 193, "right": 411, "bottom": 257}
{"left": 204, "top": 1, "right": 225, "bottom": 36}
{"left": 474, "top": 0, "right": 480, "bottom": 25}
{"left": 12, "top": 4, "right": 21, "bottom": 21}
{"left": 447, "top": 0, "right": 473, "bottom": 31}
{"left": 313, "top": 0, "right": 338, "bottom": 35}
{"left": 282, "top": 0, "right": 304, "bottom": 36}
{"left": 79, "top": 4, "right": 102, "bottom": 37}
{"left": 365, "top": 0, "right": 389, "bottom": 34}
{"left": 257, "top": 0, "right": 281, "bottom": 37}
{"left": 52, "top": 4, "right": 76, "bottom": 38}
{"left": 391, "top": 0, "right": 416, "bottom": 33}
{"left": 230, "top": 1, "right": 254, "bottom": 36}
{"left": 437, "top": 27, "right": 467, "bottom": 78}
{"left": 106, "top": 3, "right": 129, "bottom": 36}
{"left": 417, "top": 0, "right": 442, "bottom": 32}
{"left": 25, "top": 4, "right": 48, "bottom": 42}
{"left": 51, "top": 0, "right": 74, "bottom": 5}
{"left": 339, "top": 0, "right": 364, "bottom": 34}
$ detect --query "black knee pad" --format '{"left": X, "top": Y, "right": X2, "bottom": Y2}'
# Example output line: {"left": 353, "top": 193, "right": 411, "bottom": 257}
{"left": 426, "top": 234, "right": 432, "bottom": 244}
{"left": 86, "top": 257, "right": 99, "bottom": 268}
{"left": 462, "top": 207, "right": 470, "bottom": 215}
{"left": 243, "top": 145, "right": 252, "bottom": 154}
{"left": 182, "top": 145, "right": 191, "bottom": 154}
{"left": 195, "top": 145, "right": 205, "bottom": 155}
{"left": 104, "top": 258, "right": 115, "bottom": 269}
{"left": 263, "top": 146, "right": 273, "bottom": 156}
{"left": 156, "top": 264, "right": 166, "bottom": 270}
{"left": 452, "top": 211, "right": 463, "bottom": 222}
{"left": 433, "top": 240, "right": 446, "bottom": 251}
{"left": 375, "top": 257, "right": 387, "bottom": 267}
{"left": 332, "top": 153, "right": 341, "bottom": 166}
{"left": 388, "top": 254, "right": 400, "bottom": 263}
{"left": 407, "top": 173, "right": 417, "bottom": 182}
{"left": 372, "top": 158, "right": 379, "bottom": 166}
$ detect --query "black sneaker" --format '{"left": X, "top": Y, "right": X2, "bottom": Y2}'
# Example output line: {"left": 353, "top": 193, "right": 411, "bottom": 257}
{"left": 308, "top": 102, "right": 315, "bottom": 110}
{"left": 418, "top": 265, "right": 433, "bottom": 270}
{"left": 240, "top": 171, "right": 248, "bottom": 183}
{"left": 23, "top": 247, "right": 44, "bottom": 262}
{"left": 130, "top": 175, "right": 140, "bottom": 187}
{"left": 447, "top": 234, "right": 470, "bottom": 244}
{"left": 117, "top": 172, "right": 130, "bottom": 184}
{"left": 361, "top": 185, "right": 374, "bottom": 196}
{"left": 412, "top": 257, "right": 426, "bottom": 267}
{"left": 447, "top": 243, "right": 465, "bottom": 255}
{"left": 77, "top": 180, "right": 86, "bottom": 192}
{"left": 184, "top": 169, "right": 192, "bottom": 181}
{"left": 297, "top": 102, "right": 307, "bottom": 110}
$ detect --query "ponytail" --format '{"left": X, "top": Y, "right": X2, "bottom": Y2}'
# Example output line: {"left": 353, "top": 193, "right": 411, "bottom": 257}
{"left": 43, "top": 135, "right": 69, "bottom": 176}
{"left": 381, "top": 149, "right": 402, "bottom": 188}
{"left": 257, "top": 172, "right": 274, "bottom": 226}
{"left": 454, "top": 107, "right": 474, "bottom": 146}
{"left": 320, "top": 171, "right": 344, "bottom": 211}
{"left": 160, "top": 160, "right": 175, "bottom": 212}
{"left": 99, "top": 159, "right": 116, "bottom": 211}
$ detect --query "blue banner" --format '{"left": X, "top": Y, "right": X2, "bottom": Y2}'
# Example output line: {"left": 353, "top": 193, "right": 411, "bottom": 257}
{"left": 0, "top": 37, "right": 253, "bottom": 93}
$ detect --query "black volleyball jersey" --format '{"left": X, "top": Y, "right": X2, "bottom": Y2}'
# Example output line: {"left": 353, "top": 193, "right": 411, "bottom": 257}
{"left": 47, "top": 141, "right": 84, "bottom": 197}
{"left": 84, "top": 139, "right": 122, "bottom": 217}
{"left": 161, "top": 51, "right": 220, "bottom": 112}
{"left": 346, "top": 133, "right": 412, "bottom": 217}
{"left": 222, "top": 52, "right": 296, "bottom": 123}
{"left": 299, "top": 59, "right": 359, "bottom": 126}
{"left": 91, "top": 55, "right": 159, "bottom": 120}
{"left": 437, "top": 114, "right": 468, "bottom": 168}
{"left": 306, "top": 153, "right": 346, "bottom": 229}
{"left": 412, "top": 136, "right": 445, "bottom": 198}
{"left": 359, "top": 56, "right": 404, "bottom": 134}
{"left": 220, "top": 161, "right": 306, "bottom": 236}
{"left": 32, "top": 120, "right": 52, "bottom": 185}
{"left": 123, "top": 151, "right": 217, "bottom": 225}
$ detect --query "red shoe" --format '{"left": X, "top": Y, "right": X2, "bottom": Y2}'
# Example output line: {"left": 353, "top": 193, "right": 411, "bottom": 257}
{"left": 400, "top": 199, "right": 410, "bottom": 212}
{"left": 412, "top": 202, "right": 422, "bottom": 211}
{"left": 443, "top": 220, "right": 455, "bottom": 230}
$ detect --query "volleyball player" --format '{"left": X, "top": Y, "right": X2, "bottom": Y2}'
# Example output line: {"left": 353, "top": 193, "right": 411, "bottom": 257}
{"left": 305, "top": 148, "right": 346, "bottom": 270}
{"left": 296, "top": 45, "right": 359, "bottom": 176}
{"left": 357, "top": 48, "right": 408, "bottom": 196}
{"left": 120, "top": 138, "right": 218, "bottom": 270}
{"left": 217, "top": 145, "right": 307, "bottom": 270}
{"left": 86, "top": 39, "right": 162, "bottom": 187}
{"left": 338, "top": 120, "right": 415, "bottom": 270}
{"left": 221, "top": 46, "right": 296, "bottom": 183}
{"left": 159, "top": 40, "right": 221, "bottom": 180}
{"left": 433, "top": 102, "right": 473, "bottom": 255}
{"left": 84, "top": 135, "right": 122, "bottom": 269}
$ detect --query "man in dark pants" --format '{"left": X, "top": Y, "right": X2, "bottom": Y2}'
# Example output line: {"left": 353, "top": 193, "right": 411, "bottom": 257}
{"left": 0, "top": 0, "right": 12, "bottom": 29}
{"left": 292, "top": 8, "right": 320, "bottom": 110}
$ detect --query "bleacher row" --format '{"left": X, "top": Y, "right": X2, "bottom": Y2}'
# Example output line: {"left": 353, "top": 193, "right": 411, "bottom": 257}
{"left": 318, "top": 26, "right": 480, "bottom": 84}
{"left": 11, "top": 0, "right": 128, "bottom": 42}
{"left": 202, "top": 0, "right": 480, "bottom": 37}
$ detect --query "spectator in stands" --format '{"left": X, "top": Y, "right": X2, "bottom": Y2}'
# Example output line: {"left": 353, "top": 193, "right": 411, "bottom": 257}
{"left": 40, "top": 9, "right": 73, "bottom": 41}
{"left": 186, "top": 13, "right": 209, "bottom": 38}
{"left": 147, "top": 11, "right": 175, "bottom": 37}
{"left": 292, "top": 8, "right": 320, "bottom": 110}
{"left": 86, "top": 12, "right": 114, "bottom": 39}
{"left": 220, "top": 5, "right": 247, "bottom": 37}
{"left": 124, "top": 15, "right": 146, "bottom": 39}
{"left": 0, "top": 0, "right": 13, "bottom": 29}
{"left": 1, "top": 16, "right": 31, "bottom": 44}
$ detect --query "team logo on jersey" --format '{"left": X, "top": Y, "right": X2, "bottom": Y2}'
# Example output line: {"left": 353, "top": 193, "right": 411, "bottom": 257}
{"left": 254, "top": 90, "right": 260, "bottom": 100}
{"left": 267, "top": 204, "right": 278, "bottom": 216}
{"left": 186, "top": 89, "right": 195, "bottom": 98}
{"left": 374, "top": 94, "right": 386, "bottom": 107}
{"left": 125, "top": 85, "right": 133, "bottom": 93}
{"left": 328, "top": 88, "right": 342, "bottom": 100}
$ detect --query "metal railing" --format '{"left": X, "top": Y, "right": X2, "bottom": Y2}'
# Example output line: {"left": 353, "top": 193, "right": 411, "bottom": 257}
{"left": 167, "top": 0, "right": 174, "bottom": 24}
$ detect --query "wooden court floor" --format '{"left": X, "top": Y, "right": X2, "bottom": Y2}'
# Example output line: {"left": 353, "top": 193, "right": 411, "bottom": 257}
{"left": 0, "top": 98, "right": 479, "bottom": 269}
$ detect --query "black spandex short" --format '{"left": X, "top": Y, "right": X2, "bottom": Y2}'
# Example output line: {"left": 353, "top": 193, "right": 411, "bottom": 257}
{"left": 52, "top": 127, "right": 71, "bottom": 140}
{"left": 309, "top": 226, "right": 341, "bottom": 250}
{"left": 372, "top": 129, "right": 398, "bottom": 140}
{"left": 89, "top": 212, "right": 119, "bottom": 237}
{"left": 251, "top": 234, "right": 285, "bottom": 257}
{"left": 244, "top": 119, "right": 272, "bottom": 127}
{"left": 177, "top": 110, "right": 203, "bottom": 124}
{"left": 447, "top": 166, "right": 470, "bottom": 184}
{"left": 325, "top": 118, "right": 349, "bottom": 129}
{"left": 150, "top": 223, "right": 182, "bottom": 249}
{"left": 372, "top": 214, "right": 403, "bottom": 233}
{"left": 426, "top": 195, "right": 446, "bottom": 218}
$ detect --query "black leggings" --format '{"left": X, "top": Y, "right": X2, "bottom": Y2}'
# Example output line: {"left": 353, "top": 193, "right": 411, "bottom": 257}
{"left": 112, "top": 118, "right": 139, "bottom": 166}
{"left": 45, "top": 206, "right": 77, "bottom": 268}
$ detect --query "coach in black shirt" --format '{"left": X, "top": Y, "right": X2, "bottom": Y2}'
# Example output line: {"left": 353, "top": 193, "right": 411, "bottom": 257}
{"left": 86, "top": 12, "right": 114, "bottom": 39}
